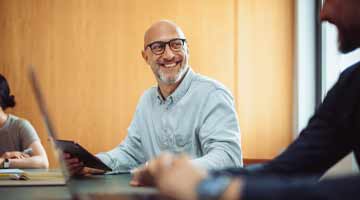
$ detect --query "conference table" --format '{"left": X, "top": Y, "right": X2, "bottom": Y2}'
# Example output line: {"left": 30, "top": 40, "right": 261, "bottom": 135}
{"left": 0, "top": 169, "right": 158, "bottom": 200}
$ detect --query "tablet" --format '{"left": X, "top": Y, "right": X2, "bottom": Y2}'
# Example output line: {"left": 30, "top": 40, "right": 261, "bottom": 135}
{"left": 56, "top": 140, "right": 112, "bottom": 171}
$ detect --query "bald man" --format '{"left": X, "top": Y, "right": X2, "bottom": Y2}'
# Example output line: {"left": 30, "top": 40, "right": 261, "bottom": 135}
{"left": 139, "top": 1, "right": 360, "bottom": 200}
{"left": 65, "top": 20, "right": 242, "bottom": 175}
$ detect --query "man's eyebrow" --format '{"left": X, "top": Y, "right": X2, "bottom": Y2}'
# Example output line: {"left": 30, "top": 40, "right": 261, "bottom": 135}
{"left": 145, "top": 40, "right": 166, "bottom": 48}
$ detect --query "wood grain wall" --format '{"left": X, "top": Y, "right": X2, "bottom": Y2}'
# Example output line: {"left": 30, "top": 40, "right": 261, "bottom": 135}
{"left": 0, "top": 0, "right": 294, "bottom": 167}
{"left": 236, "top": 0, "right": 294, "bottom": 158}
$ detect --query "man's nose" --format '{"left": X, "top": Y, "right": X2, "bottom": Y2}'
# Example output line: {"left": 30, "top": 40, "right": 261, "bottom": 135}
{"left": 162, "top": 44, "right": 175, "bottom": 59}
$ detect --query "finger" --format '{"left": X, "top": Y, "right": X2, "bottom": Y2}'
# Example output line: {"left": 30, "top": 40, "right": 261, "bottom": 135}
{"left": 63, "top": 153, "right": 71, "bottom": 159}
{"left": 69, "top": 167, "right": 83, "bottom": 175}
{"left": 67, "top": 161, "right": 84, "bottom": 174}
{"left": 2, "top": 152, "right": 11, "bottom": 159}
{"left": 130, "top": 167, "right": 144, "bottom": 185}
{"left": 147, "top": 159, "right": 156, "bottom": 175}
{"left": 158, "top": 153, "right": 174, "bottom": 170}
{"left": 66, "top": 158, "right": 81, "bottom": 165}
{"left": 177, "top": 153, "right": 189, "bottom": 160}
{"left": 148, "top": 158, "right": 161, "bottom": 176}
{"left": 69, "top": 161, "right": 83, "bottom": 168}
{"left": 129, "top": 179, "right": 141, "bottom": 186}
{"left": 69, "top": 167, "right": 82, "bottom": 174}
{"left": 131, "top": 167, "right": 145, "bottom": 180}
{"left": 68, "top": 162, "right": 86, "bottom": 176}
{"left": 149, "top": 153, "right": 173, "bottom": 177}
{"left": 18, "top": 153, "right": 29, "bottom": 159}
{"left": 172, "top": 154, "right": 190, "bottom": 167}
{"left": 84, "top": 167, "right": 105, "bottom": 175}
{"left": 11, "top": 153, "right": 22, "bottom": 159}
{"left": 22, "top": 153, "right": 30, "bottom": 158}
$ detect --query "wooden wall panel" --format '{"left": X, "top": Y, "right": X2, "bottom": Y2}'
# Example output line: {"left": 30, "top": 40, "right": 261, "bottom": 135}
{"left": 0, "top": 0, "right": 293, "bottom": 166}
{"left": 0, "top": 0, "right": 236, "bottom": 166}
{"left": 236, "top": 0, "right": 294, "bottom": 158}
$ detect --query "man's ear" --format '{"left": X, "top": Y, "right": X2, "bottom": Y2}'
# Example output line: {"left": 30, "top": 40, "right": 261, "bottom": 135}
{"left": 141, "top": 50, "right": 148, "bottom": 62}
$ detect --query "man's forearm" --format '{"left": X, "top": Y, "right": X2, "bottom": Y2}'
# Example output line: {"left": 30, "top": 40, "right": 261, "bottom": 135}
{"left": 96, "top": 148, "right": 142, "bottom": 172}
{"left": 192, "top": 149, "right": 241, "bottom": 170}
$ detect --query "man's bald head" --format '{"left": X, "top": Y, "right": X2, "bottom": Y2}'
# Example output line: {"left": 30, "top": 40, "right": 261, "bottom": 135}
{"left": 143, "top": 20, "right": 186, "bottom": 48}
{"left": 141, "top": 20, "right": 189, "bottom": 86}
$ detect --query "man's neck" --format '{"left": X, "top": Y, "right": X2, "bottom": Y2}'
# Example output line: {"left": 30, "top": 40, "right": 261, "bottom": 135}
{"left": 158, "top": 68, "right": 189, "bottom": 99}
{"left": 158, "top": 81, "right": 181, "bottom": 99}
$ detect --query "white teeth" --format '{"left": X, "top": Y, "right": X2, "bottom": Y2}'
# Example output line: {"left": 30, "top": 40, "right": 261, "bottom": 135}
{"left": 164, "top": 63, "right": 177, "bottom": 68}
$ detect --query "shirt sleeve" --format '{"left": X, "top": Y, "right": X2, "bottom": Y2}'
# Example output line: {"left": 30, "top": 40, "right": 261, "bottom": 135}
{"left": 242, "top": 174, "right": 360, "bottom": 200}
{"left": 192, "top": 88, "right": 243, "bottom": 170}
{"left": 18, "top": 119, "right": 40, "bottom": 150}
{"left": 96, "top": 106, "right": 145, "bottom": 173}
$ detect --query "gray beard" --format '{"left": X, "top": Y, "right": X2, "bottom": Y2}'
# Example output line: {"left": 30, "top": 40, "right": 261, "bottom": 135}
{"left": 157, "top": 64, "right": 188, "bottom": 84}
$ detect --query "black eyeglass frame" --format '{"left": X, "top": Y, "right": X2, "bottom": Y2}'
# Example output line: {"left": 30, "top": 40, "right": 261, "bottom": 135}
{"left": 145, "top": 38, "right": 187, "bottom": 55}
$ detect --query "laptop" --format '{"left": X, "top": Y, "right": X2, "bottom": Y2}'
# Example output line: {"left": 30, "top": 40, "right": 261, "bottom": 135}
{"left": 29, "top": 66, "right": 168, "bottom": 199}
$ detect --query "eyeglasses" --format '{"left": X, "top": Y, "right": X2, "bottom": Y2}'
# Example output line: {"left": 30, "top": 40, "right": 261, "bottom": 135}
{"left": 145, "top": 38, "right": 186, "bottom": 55}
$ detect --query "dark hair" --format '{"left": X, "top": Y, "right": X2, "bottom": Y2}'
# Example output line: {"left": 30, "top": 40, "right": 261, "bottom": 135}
{"left": 0, "top": 74, "right": 16, "bottom": 110}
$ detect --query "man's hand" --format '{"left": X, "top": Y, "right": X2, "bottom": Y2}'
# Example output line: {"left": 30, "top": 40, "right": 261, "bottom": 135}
{"left": 1, "top": 151, "right": 30, "bottom": 159}
{"left": 130, "top": 163, "right": 155, "bottom": 187}
{"left": 130, "top": 153, "right": 175, "bottom": 187}
{"left": 144, "top": 154, "right": 207, "bottom": 200}
{"left": 63, "top": 153, "right": 84, "bottom": 176}
{"left": 63, "top": 153, "right": 105, "bottom": 176}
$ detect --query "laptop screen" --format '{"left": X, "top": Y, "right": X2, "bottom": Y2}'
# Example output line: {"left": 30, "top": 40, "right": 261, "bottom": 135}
{"left": 28, "top": 66, "right": 71, "bottom": 182}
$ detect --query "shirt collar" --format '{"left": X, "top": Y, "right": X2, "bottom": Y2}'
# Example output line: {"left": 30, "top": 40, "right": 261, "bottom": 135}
{"left": 156, "top": 67, "right": 194, "bottom": 105}
{"left": 0, "top": 114, "right": 11, "bottom": 131}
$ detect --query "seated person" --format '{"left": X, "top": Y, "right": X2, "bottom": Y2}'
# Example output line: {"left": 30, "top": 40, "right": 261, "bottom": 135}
{"left": 65, "top": 20, "right": 243, "bottom": 175}
{"left": 133, "top": 1, "right": 360, "bottom": 200}
{"left": 0, "top": 74, "right": 49, "bottom": 169}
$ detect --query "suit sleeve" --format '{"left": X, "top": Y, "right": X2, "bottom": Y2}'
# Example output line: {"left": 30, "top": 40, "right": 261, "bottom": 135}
{"left": 229, "top": 67, "right": 359, "bottom": 178}
{"left": 212, "top": 64, "right": 360, "bottom": 200}
{"left": 242, "top": 175, "right": 360, "bottom": 200}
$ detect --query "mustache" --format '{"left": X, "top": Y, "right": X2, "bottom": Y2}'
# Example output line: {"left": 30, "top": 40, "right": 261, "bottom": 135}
{"left": 157, "top": 58, "right": 182, "bottom": 65}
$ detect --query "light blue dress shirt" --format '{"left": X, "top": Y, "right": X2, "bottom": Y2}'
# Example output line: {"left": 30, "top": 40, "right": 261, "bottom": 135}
{"left": 97, "top": 68, "right": 243, "bottom": 172}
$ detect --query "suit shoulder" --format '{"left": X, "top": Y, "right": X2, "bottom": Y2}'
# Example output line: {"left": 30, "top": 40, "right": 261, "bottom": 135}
{"left": 340, "top": 61, "right": 360, "bottom": 79}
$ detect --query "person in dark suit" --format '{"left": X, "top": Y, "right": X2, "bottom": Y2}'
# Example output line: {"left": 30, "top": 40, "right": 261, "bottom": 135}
{"left": 131, "top": 0, "right": 360, "bottom": 199}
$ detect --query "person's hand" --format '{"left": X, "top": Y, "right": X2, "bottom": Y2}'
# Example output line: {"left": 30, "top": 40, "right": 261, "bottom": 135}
{"left": 1, "top": 151, "right": 30, "bottom": 159}
{"left": 130, "top": 163, "right": 155, "bottom": 187}
{"left": 63, "top": 153, "right": 84, "bottom": 176}
{"left": 130, "top": 153, "right": 174, "bottom": 187}
{"left": 148, "top": 154, "right": 208, "bottom": 200}
{"left": 82, "top": 167, "right": 105, "bottom": 175}
{"left": 63, "top": 153, "right": 105, "bottom": 176}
